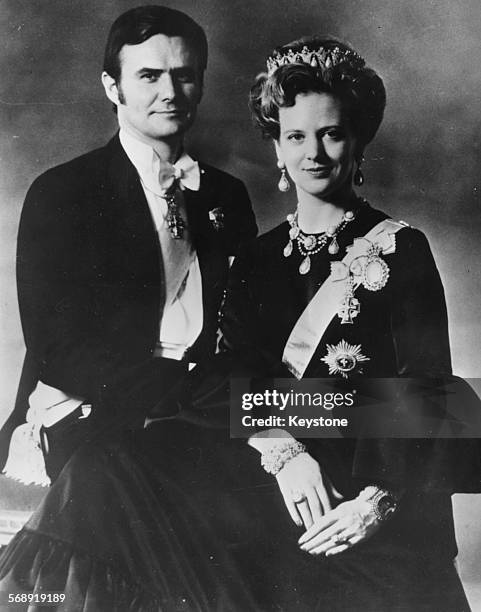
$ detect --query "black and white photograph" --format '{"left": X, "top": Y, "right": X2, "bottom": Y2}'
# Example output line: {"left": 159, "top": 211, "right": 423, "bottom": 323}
{"left": 0, "top": 1, "right": 480, "bottom": 610}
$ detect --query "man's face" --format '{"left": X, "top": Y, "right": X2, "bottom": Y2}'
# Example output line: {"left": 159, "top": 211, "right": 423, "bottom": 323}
{"left": 103, "top": 34, "right": 203, "bottom": 145}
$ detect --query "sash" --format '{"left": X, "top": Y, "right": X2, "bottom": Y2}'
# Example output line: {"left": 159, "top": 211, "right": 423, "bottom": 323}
{"left": 282, "top": 219, "right": 407, "bottom": 379}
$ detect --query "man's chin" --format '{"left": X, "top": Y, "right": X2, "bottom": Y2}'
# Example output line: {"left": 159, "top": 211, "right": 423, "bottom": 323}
{"left": 148, "top": 117, "right": 193, "bottom": 139}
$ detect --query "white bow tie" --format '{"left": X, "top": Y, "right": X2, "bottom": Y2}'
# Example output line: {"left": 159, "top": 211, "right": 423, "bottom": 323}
{"left": 156, "top": 155, "right": 201, "bottom": 196}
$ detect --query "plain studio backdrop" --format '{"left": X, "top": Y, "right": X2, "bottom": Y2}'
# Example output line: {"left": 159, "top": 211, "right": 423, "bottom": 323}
{"left": 1, "top": 0, "right": 480, "bottom": 606}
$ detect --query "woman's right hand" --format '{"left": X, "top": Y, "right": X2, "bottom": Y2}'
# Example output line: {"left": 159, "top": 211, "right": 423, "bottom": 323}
{"left": 276, "top": 452, "right": 343, "bottom": 529}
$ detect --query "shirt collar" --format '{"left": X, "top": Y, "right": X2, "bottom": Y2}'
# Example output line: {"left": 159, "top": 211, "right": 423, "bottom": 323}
{"left": 119, "top": 129, "right": 200, "bottom": 193}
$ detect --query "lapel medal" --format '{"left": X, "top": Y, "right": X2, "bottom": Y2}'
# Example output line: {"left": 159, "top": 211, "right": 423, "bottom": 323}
{"left": 208, "top": 207, "right": 224, "bottom": 231}
{"left": 321, "top": 340, "right": 370, "bottom": 378}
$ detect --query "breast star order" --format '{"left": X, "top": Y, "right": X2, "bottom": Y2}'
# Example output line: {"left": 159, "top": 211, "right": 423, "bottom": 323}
{"left": 321, "top": 340, "right": 370, "bottom": 378}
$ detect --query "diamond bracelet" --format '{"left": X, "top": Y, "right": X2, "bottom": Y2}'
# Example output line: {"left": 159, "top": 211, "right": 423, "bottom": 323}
{"left": 261, "top": 440, "right": 307, "bottom": 475}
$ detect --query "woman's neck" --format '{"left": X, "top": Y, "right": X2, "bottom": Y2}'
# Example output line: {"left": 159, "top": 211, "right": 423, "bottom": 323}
{"left": 296, "top": 189, "right": 357, "bottom": 233}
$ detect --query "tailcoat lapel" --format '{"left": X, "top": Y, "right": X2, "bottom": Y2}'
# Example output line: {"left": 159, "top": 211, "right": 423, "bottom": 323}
{"left": 100, "top": 136, "right": 165, "bottom": 353}
{"left": 184, "top": 168, "right": 230, "bottom": 358}
{"left": 105, "top": 135, "right": 162, "bottom": 287}
{"left": 184, "top": 165, "right": 230, "bottom": 290}
{"left": 106, "top": 135, "right": 165, "bottom": 317}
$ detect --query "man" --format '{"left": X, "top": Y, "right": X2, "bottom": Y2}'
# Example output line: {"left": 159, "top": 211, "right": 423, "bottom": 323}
{"left": 0, "top": 5, "right": 256, "bottom": 483}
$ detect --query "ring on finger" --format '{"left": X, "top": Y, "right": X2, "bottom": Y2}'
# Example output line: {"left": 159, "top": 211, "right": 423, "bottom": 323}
{"left": 331, "top": 532, "right": 350, "bottom": 546}
{"left": 292, "top": 490, "right": 307, "bottom": 504}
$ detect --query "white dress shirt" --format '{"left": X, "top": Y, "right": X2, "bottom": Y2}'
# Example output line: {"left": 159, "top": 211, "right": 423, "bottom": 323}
{"left": 119, "top": 129, "right": 203, "bottom": 358}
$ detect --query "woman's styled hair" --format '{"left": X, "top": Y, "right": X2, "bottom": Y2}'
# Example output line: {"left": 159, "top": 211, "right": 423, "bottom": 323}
{"left": 249, "top": 37, "right": 386, "bottom": 148}
{"left": 103, "top": 5, "right": 208, "bottom": 83}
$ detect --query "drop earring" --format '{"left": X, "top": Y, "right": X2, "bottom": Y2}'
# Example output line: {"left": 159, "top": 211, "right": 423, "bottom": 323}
{"left": 277, "top": 161, "right": 290, "bottom": 192}
{"left": 353, "top": 156, "right": 365, "bottom": 187}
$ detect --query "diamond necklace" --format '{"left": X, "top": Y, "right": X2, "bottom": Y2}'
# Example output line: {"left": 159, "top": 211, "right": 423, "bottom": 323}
{"left": 283, "top": 207, "right": 357, "bottom": 275}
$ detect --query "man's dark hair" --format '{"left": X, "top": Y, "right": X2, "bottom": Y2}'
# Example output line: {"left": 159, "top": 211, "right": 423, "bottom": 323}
{"left": 103, "top": 5, "right": 208, "bottom": 82}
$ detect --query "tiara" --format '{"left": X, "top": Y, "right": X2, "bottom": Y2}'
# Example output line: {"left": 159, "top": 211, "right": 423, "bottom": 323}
{"left": 266, "top": 45, "right": 365, "bottom": 76}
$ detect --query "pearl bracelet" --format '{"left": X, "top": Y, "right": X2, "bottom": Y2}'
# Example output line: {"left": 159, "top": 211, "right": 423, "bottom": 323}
{"left": 261, "top": 440, "right": 307, "bottom": 475}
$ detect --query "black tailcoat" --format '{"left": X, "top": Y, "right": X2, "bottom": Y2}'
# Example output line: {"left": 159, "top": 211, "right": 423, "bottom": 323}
{"left": 0, "top": 135, "right": 256, "bottom": 468}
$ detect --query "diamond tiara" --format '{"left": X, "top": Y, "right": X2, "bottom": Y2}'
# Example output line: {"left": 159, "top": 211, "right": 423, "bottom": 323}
{"left": 266, "top": 45, "right": 365, "bottom": 76}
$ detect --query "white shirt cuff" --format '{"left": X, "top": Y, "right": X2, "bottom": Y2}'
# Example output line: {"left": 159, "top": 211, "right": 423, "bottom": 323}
{"left": 27, "top": 382, "right": 85, "bottom": 428}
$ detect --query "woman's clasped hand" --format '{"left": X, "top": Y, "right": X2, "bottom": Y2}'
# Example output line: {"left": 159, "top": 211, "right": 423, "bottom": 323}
{"left": 276, "top": 451, "right": 383, "bottom": 556}
{"left": 298, "top": 495, "right": 382, "bottom": 556}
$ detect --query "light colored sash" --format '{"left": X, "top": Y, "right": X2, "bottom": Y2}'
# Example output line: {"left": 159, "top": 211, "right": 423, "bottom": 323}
{"left": 282, "top": 219, "right": 407, "bottom": 379}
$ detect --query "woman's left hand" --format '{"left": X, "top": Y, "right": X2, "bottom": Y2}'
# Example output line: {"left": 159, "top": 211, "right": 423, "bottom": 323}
{"left": 298, "top": 497, "right": 381, "bottom": 556}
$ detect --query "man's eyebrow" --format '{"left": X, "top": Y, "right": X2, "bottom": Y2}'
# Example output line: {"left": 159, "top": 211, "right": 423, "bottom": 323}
{"left": 136, "top": 67, "right": 164, "bottom": 76}
{"left": 136, "top": 66, "right": 196, "bottom": 75}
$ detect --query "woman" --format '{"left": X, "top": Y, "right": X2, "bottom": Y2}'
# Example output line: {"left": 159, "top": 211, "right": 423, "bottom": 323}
{"left": 0, "top": 37, "right": 476, "bottom": 612}
{"left": 215, "top": 37, "right": 473, "bottom": 610}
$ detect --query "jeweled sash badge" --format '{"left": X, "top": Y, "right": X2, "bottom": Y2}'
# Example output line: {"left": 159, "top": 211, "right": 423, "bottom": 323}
{"left": 331, "top": 238, "right": 390, "bottom": 324}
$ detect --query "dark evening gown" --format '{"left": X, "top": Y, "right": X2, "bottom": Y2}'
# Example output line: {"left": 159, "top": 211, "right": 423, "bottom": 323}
{"left": 0, "top": 203, "right": 477, "bottom": 611}
{"left": 215, "top": 202, "right": 477, "bottom": 611}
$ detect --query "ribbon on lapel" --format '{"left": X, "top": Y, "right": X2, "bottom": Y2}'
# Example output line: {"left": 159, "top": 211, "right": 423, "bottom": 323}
{"left": 282, "top": 219, "right": 407, "bottom": 379}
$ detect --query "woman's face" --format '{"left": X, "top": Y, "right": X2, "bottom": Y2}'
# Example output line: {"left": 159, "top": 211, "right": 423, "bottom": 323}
{"left": 275, "top": 91, "right": 357, "bottom": 201}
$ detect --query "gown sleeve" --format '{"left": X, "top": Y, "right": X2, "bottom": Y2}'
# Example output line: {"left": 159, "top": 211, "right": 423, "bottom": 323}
{"left": 351, "top": 228, "right": 480, "bottom": 491}
{"left": 389, "top": 228, "right": 451, "bottom": 376}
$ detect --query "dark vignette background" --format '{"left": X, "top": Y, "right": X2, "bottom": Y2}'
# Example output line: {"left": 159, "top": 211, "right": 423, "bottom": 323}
{"left": 0, "top": 0, "right": 480, "bottom": 605}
